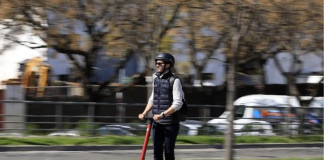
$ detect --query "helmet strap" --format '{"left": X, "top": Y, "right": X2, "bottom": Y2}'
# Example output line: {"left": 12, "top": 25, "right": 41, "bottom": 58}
{"left": 158, "top": 65, "right": 167, "bottom": 74}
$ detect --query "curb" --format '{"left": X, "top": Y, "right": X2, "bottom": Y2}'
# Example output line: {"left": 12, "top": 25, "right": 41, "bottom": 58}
{"left": 0, "top": 143, "right": 322, "bottom": 152}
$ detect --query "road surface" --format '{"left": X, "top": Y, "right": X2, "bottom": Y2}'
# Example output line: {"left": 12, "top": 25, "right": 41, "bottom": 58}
{"left": 0, "top": 148, "right": 322, "bottom": 160}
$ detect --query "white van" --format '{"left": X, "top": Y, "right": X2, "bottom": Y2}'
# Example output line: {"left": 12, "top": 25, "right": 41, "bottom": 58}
{"left": 207, "top": 94, "right": 324, "bottom": 136}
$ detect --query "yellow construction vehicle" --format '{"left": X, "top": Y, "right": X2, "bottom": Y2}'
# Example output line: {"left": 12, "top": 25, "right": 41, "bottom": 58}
{"left": 20, "top": 57, "right": 51, "bottom": 97}
{"left": 1, "top": 57, "right": 51, "bottom": 97}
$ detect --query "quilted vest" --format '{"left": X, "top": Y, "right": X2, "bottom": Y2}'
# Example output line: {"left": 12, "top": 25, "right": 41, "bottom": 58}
{"left": 152, "top": 71, "right": 179, "bottom": 124}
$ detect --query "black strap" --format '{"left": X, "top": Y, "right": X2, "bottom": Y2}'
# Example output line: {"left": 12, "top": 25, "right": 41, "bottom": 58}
{"left": 168, "top": 75, "right": 177, "bottom": 88}
{"left": 168, "top": 75, "right": 186, "bottom": 103}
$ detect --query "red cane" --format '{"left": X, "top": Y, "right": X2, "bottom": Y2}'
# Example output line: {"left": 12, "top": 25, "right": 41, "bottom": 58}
{"left": 140, "top": 117, "right": 153, "bottom": 160}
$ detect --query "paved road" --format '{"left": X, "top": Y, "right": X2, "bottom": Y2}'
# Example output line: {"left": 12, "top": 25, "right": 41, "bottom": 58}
{"left": 0, "top": 148, "right": 322, "bottom": 160}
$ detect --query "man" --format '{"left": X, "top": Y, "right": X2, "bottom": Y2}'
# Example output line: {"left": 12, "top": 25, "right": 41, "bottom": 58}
{"left": 138, "top": 52, "right": 184, "bottom": 160}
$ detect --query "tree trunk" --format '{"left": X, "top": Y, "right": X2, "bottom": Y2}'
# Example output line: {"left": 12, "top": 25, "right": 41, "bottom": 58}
{"left": 257, "top": 56, "right": 265, "bottom": 94}
{"left": 287, "top": 76, "right": 304, "bottom": 135}
{"left": 298, "top": 105, "right": 306, "bottom": 135}
{"left": 224, "top": 35, "right": 239, "bottom": 160}
{"left": 285, "top": 80, "right": 293, "bottom": 137}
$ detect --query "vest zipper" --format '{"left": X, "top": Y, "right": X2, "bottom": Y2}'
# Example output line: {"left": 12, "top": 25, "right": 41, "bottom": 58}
{"left": 158, "top": 77, "right": 161, "bottom": 111}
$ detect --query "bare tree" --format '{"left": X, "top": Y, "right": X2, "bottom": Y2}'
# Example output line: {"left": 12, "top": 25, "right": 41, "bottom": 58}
{"left": 178, "top": 1, "right": 262, "bottom": 159}
{"left": 0, "top": 0, "right": 184, "bottom": 101}
{"left": 176, "top": 0, "right": 322, "bottom": 159}
{"left": 94, "top": 0, "right": 184, "bottom": 99}
{"left": 114, "top": 0, "right": 183, "bottom": 72}
{"left": 265, "top": 0, "right": 323, "bottom": 135}
{"left": 0, "top": 0, "right": 132, "bottom": 99}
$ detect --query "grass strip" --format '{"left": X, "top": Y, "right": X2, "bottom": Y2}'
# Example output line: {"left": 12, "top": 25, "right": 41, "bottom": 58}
{"left": 193, "top": 158, "right": 323, "bottom": 160}
{"left": 0, "top": 135, "right": 322, "bottom": 146}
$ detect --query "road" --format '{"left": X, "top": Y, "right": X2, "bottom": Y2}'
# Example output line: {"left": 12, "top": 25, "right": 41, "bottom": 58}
{"left": 0, "top": 148, "right": 322, "bottom": 160}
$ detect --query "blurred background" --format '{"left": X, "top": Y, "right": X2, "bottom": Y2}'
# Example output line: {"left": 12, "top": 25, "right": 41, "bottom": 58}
{"left": 0, "top": 0, "right": 323, "bottom": 144}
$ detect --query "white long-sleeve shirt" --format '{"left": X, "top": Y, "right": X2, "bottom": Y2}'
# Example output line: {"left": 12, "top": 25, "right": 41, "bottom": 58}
{"left": 148, "top": 72, "right": 184, "bottom": 111}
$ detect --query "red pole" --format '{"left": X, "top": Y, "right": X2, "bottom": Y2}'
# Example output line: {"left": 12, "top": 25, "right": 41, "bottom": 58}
{"left": 140, "top": 119, "right": 153, "bottom": 160}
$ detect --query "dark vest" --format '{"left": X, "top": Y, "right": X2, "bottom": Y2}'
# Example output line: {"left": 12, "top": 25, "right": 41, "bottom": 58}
{"left": 152, "top": 71, "right": 179, "bottom": 124}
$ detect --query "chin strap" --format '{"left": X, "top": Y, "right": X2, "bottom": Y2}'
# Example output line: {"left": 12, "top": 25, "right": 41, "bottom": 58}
{"left": 156, "top": 68, "right": 170, "bottom": 77}
{"left": 157, "top": 65, "right": 166, "bottom": 74}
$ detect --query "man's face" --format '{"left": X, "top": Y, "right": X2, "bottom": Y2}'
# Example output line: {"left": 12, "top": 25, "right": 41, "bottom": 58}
{"left": 155, "top": 60, "right": 165, "bottom": 73}
{"left": 155, "top": 60, "right": 170, "bottom": 73}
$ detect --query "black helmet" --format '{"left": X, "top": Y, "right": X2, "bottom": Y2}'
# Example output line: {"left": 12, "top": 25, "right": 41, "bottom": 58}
{"left": 155, "top": 53, "right": 175, "bottom": 68}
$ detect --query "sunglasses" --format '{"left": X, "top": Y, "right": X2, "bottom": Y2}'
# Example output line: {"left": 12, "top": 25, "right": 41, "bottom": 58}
{"left": 155, "top": 62, "right": 165, "bottom": 66}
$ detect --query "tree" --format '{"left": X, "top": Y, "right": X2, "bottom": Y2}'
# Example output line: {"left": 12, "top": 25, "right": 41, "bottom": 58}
{"left": 266, "top": 0, "right": 323, "bottom": 135}
{"left": 0, "top": 0, "right": 132, "bottom": 100}
{"left": 0, "top": 0, "right": 184, "bottom": 101}
{"left": 176, "top": 0, "right": 322, "bottom": 159}
{"left": 112, "top": 0, "right": 183, "bottom": 71}
{"left": 174, "top": 2, "right": 227, "bottom": 86}
{"left": 177, "top": 1, "right": 263, "bottom": 159}
{"left": 94, "top": 0, "right": 184, "bottom": 97}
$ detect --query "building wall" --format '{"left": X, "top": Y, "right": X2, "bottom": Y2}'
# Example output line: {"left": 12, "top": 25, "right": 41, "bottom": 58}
{"left": 264, "top": 52, "right": 323, "bottom": 84}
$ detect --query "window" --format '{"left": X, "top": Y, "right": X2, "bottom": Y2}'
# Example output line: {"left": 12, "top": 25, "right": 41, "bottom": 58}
{"left": 110, "top": 129, "right": 124, "bottom": 135}
{"left": 241, "top": 122, "right": 265, "bottom": 133}
{"left": 234, "top": 106, "right": 245, "bottom": 119}
{"left": 241, "top": 123, "right": 253, "bottom": 132}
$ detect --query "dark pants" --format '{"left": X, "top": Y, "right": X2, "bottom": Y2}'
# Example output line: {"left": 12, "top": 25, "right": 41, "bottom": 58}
{"left": 152, "top": 122, "right": 180, "bottom": 160}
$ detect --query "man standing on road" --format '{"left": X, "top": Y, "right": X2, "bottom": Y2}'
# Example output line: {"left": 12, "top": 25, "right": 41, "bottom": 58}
{"left": 139, "top": 52, "right": 184, "bottom": 160}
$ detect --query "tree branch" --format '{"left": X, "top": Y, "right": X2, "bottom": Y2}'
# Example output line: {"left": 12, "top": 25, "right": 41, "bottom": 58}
{"left": 187, "top": 12, "right": 199, "bottom": 69}
{"left": 4, "top": 37, "right": 48, "bottom": 49}
{"left": 21, "top": 4, "right": 47, "bottom": 30}
{"left": 66, "top": 53, "right": 85, "bottom": 74}
{"left": 202, "top": 32, "right": 228, "bottom": 66}
{"left": 96, "top": 49, "right": 136, "bottom": 95}
{"left": 51, "top": 46, "right": 87, "bottom": 56}
{"left": 306, "top": 77, "right": 323, "bottom": 106}
{"left": 272, "top": 49, "right": 287, "bottom": 75}
{"left": 159, "top": 4, "right": 181, "bottom": 39}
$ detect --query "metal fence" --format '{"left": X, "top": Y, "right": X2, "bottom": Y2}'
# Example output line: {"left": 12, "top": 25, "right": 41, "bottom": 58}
{"left": 25, "top": 86, "right": 84, "bottom": 97}
{"left": 0, "top": 100, "right": 323, "bottom": 137}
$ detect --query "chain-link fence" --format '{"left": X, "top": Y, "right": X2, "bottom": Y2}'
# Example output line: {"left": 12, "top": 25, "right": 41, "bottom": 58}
{"left": 0, "top": 100, "right": 322, "bottom": 137}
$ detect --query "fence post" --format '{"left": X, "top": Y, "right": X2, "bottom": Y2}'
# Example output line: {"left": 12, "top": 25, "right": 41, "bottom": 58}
{"left": 22, "top": 103, "right": 27, "bottom": 136}
{"left": 55, "top": 104, "right": 62, "bottom": 131}
{"left": 204, "top": 107, "right": 210, "bottom": 122}
{"left": 116, "top": 92, "right": 124, "bottom": 123}
{"left": 88, "top": 104, "right": 95, "bottom": 136}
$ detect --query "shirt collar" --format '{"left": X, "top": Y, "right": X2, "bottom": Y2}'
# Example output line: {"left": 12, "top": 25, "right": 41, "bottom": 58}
{"left": 156, "top": 70, "right": 170, "bottom": 78}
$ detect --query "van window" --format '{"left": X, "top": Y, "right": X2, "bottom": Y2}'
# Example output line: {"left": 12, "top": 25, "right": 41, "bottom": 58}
{"left": 234, "top": 107, "right": 245, "bottom": 119}
{"left": 241, "top": 122, "right": 265, "bottom": 133}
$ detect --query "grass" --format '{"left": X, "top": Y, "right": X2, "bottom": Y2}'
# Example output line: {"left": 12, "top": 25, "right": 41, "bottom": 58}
{"left": 0, "top": 135, "right": 322, "bottom": 146}
{"left": 245, "top": 159, "right": 323, "bottom": 160}
{"left": 192, "top": 158, "right": 323, "bottom": 160}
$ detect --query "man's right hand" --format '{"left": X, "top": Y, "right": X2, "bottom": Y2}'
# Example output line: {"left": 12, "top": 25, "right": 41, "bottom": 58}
{"left": 138, "top": 113, "right": 145, "bottom": 120}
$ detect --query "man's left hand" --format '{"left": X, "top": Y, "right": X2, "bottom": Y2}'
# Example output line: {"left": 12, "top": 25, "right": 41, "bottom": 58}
{"left": 153, "top": 114, "right": 163, "bottom": 121}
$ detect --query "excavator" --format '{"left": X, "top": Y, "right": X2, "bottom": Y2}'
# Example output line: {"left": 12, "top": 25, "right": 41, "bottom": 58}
{"left": 2, "top": 56, "right": 85, "bottom": 98}
{"left": 20, "top": 57, "right": 51, "bottom": 97}
{"left": 1, "top": 57, "right": 51, "bottom": 97}
{"left": 2, "top": 57, "right": 50, "bottom": 97}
